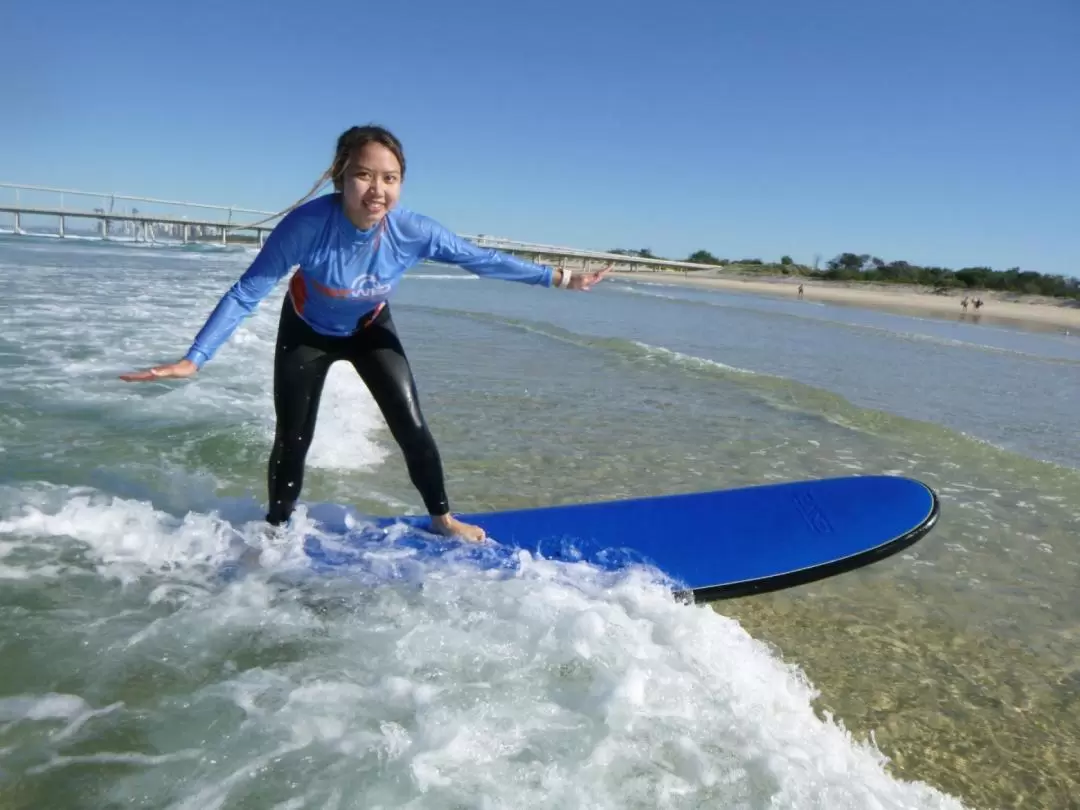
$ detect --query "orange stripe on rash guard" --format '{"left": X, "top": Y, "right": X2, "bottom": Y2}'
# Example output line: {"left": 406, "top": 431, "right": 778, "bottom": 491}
{"left": 308, "top": 276, "right": 354, "bottom": 299}
{"left": 289, "top": 270, "right": 308, "bottom": 314}
{"left": 362, "top": 301, "right": 386, "bottom": 328}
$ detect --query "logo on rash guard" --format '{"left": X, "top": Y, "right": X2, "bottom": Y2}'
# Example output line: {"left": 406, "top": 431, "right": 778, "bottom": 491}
{"left": 305, "top": 274, "right": 392, "bottom": 300}
{"left": 350, "top": 274, "right": 392, "bottom": 297}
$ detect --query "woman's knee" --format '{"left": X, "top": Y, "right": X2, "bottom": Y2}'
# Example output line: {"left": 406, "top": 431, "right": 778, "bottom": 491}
{"left": 272, "top": 428, "right": 315, "bottom": 460}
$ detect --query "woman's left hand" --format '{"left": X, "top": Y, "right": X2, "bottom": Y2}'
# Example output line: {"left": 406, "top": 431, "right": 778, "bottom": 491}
{"left": 566, "top": 263, "right": 613, "bottom": 291}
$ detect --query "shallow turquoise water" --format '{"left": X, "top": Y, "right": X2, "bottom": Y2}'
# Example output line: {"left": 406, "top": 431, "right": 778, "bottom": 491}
{"left": 1, "top": 234, "right": 1078, "bottom": 808}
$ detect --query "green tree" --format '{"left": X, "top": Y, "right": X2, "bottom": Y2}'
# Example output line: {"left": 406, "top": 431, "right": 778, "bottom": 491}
{"left": 687, "top": 249, "right": 721, "bottom": 264}
{"left": 810, "top": 254, "right": 1078, "bottom": 299}
{"left": 827, "top": 253, "right": 865, "bottom": 273}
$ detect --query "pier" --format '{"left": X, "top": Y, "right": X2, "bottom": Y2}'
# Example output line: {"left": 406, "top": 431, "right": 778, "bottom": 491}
{"left": 0, "top": 183, "right": 276, "bottom": 247}
{"left": 0, "top": 182, "right": 716, "bottom": 273}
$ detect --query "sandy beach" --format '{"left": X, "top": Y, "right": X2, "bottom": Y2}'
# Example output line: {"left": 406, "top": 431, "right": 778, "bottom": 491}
{"left": 606, "top": 268, "right": 1080, "bottom": 334}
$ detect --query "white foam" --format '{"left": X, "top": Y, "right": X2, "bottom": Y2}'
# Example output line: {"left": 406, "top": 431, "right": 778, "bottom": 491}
{"left": 0, "top": 693, "right": 90, "bottom": 723}
{"left": 28, "top": 749, "right": 204, "bottom": 776}
{"left": 633, "top": 341, "right": 759, "bottom": 376}
{"left": 0, "top": 491, "right": 255, "bottom": 584}
{"left": 0, "top": 485, "right": 966, "bottom": 808}
{"left": 1, "top": 252, "right": 392, "bottom": 474}
{"left": 614, "top": 283, "right": 682, "bottom": 301}
{"left": 302, "top": 363, "right": 392, "bottom": 471}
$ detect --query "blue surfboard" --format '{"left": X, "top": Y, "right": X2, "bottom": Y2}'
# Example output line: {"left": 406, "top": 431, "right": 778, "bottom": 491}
{"left": 301, "top": 475, "right": 939, "bottom": 602}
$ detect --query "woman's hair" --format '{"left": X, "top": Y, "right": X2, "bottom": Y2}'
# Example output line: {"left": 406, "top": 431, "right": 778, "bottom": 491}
{"left": 236, "top": 125, "right": 405, "bottom": 230}
{"left": 329, "top": 125, "right": 406, "bottom": 191}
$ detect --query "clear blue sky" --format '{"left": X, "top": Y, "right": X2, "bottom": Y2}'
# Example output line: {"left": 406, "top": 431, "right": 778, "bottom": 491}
{"left": 4, "top": 0, "right": 1078, "bottom": 275}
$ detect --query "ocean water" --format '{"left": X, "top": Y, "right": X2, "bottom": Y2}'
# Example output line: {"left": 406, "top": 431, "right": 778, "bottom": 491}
{"left": 1, "top": 234, "right": 1078, "bottom": 809}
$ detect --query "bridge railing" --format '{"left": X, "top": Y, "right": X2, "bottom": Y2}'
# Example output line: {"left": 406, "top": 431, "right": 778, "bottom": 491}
{"left": 0, "top": 182, "right": 284, "bottom": 244}
{"left": 0, "top": 182, "right": 718, "bottom": 271}
{"left": 0, "top": 182, "right": 279, "bottom": 230}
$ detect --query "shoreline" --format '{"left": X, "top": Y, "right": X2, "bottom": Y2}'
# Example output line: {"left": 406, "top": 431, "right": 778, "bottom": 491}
{"left": 608, "top": 269, "right": 1080, "bottom": 335}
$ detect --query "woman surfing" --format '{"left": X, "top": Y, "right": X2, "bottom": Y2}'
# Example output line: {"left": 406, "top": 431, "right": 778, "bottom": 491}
{"left": 121, "top": 125, "right": 612, "bottom": 542}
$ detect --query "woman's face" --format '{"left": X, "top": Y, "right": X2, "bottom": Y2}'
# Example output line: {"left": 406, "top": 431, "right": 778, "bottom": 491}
{"left": 341, "top": 141, "right": 402, "bottom": 230}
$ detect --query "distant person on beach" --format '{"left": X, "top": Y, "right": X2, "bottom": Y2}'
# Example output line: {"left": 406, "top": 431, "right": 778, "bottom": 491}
{"left": 797, "top": 284, "right": 804, "bottom": 299}
{"left": 121, "top": 125, "right": 613, "bottom": 542}
{"left": 961, "top": 297, "right": 969, "bottom": 312}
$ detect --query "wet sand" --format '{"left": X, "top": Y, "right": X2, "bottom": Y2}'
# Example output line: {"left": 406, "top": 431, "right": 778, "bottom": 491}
{"left": 608, "top": 269, "right": 1080, "bottom": 334}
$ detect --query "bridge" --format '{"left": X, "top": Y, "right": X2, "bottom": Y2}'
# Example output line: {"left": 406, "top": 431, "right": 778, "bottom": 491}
{"left": 0, "top": 182, "right": 716, "bottom": 274}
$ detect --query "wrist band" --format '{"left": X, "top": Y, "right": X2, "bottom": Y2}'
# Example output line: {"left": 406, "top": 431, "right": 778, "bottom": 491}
{"left": 558, "top": 268, "right": 572, "bottom": 289}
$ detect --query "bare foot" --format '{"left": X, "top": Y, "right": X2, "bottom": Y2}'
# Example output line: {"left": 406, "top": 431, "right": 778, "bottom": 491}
{"left": 430, "top": 514, "right": 487, "bottom": 543}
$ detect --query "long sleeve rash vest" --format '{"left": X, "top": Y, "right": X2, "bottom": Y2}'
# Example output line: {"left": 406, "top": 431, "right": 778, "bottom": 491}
{"left": 184, "top": 194, "right": 555, "bottom": 368}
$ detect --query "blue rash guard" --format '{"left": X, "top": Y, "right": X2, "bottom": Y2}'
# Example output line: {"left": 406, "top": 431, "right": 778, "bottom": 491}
{"left": 184, "top": 193, "right": 555, "bottom": 368}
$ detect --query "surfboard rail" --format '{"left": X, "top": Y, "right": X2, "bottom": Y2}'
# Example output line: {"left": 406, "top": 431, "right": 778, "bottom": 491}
{"left": 303, "top": 475, "right": 943, "bottom": 603}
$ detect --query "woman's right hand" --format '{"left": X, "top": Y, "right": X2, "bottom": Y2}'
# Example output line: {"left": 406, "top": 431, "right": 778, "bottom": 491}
{"left": 119, "top": 359, "right": 198, "bottom": 382}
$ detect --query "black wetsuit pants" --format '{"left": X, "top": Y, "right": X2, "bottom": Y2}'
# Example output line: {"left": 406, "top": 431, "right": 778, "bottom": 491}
{"left": 266, "top": 295, "right": 449, "bottom": 525}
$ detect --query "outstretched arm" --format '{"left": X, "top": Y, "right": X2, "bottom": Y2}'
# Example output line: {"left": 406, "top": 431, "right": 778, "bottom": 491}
{"left": 120, "top": 206, "right": 315, "bottom": 382}
{"left": 420, "top": 216, "right": 612, "bottom": 291}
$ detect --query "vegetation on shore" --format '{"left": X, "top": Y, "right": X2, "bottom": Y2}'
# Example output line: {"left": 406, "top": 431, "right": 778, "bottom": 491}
{"left": 610, "top": 249, "right": 1080, "bottom": 301}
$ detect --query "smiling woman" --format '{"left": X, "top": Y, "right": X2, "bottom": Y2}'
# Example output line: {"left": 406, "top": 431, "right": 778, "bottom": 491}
{"left": 333, "top": 125, "right": 405, "bottom": 229}
{"left": 120, "top": 124, "right": 614, "bottom": 542}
